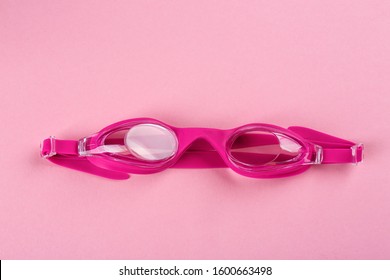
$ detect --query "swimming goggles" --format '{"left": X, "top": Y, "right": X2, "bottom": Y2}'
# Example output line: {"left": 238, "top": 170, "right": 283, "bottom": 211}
{"left": 40, "top": 118, "right": 363, "bottom": 179}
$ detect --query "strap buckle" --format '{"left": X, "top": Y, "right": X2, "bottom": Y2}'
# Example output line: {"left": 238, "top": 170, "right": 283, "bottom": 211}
{"left": 351, "top": 143, "right": 364, "bottom": 165}
{"left": 40, "top": 136, "right": 57, "bottom": 158}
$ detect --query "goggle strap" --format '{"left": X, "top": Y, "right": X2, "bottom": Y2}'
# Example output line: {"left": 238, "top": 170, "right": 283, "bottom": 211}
{"left": 288, "top": 126, "right": 363, "bottom": 164}
{"left": 40, "top": 137, "right": 129, "bottom": 180}
{"left": 323, "top": 146, "right": 363, "bottom": 164}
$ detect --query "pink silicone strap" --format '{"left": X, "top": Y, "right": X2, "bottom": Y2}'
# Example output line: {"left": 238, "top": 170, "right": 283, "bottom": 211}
{"left": 288, "top": 127, "right": 363, "bottom": 164}
{"left": 40, "top": 138, "right": 129, "bottom": 179}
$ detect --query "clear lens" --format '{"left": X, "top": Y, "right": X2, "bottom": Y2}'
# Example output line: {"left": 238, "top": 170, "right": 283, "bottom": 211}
{"left": 228, "top": 130, "right": 302, "bottom": 167}
{"left": 124, "top": 124, "right": 178, "bottom": 161}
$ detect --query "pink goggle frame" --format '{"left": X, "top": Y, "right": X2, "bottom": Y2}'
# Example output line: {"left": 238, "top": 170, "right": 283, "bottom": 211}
{"left": 40, "top": 118, "right": 363, "bottom": 180}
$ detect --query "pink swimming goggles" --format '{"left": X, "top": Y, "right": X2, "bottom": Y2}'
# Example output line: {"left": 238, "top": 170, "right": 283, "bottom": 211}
{"left": 40, "top": 118, "right": 363, "bottom": 179}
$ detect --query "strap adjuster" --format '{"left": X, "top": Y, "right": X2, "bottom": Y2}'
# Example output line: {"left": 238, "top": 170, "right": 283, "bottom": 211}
{"left": 351, "top": 143, "right": 364, "bottom": 165}
{"left": 40, "top": 136, "right": 57, "bottom": 158}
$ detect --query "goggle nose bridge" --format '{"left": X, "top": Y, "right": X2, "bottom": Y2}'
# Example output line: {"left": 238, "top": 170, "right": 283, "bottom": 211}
{"left": 175, "top": 127, "right": 232, "bottom": 153}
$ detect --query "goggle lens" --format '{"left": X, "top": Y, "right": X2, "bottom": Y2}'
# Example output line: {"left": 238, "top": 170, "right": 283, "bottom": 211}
{"left": 125, "top": 124, "right": 178, "bottom": 161}
{"left": 228, "top": 130, "right": 302, "bottom": 167}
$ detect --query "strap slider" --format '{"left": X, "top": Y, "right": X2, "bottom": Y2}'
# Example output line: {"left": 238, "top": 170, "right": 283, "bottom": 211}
{"left": 351, "top": 143, "right": 364, "bottom": 165}
{"left": 40, "top": 136, "right": 57, "bottom": 158}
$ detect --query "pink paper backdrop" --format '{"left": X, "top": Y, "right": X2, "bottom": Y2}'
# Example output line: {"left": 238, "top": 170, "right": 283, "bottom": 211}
{"left": 1, "top": 0, "right": 389, "bottom": 259}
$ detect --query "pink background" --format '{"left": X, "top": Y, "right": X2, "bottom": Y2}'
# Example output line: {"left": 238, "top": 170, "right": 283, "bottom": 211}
{"left": 1, "top": 0, "right": 390, "bottom": 259}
